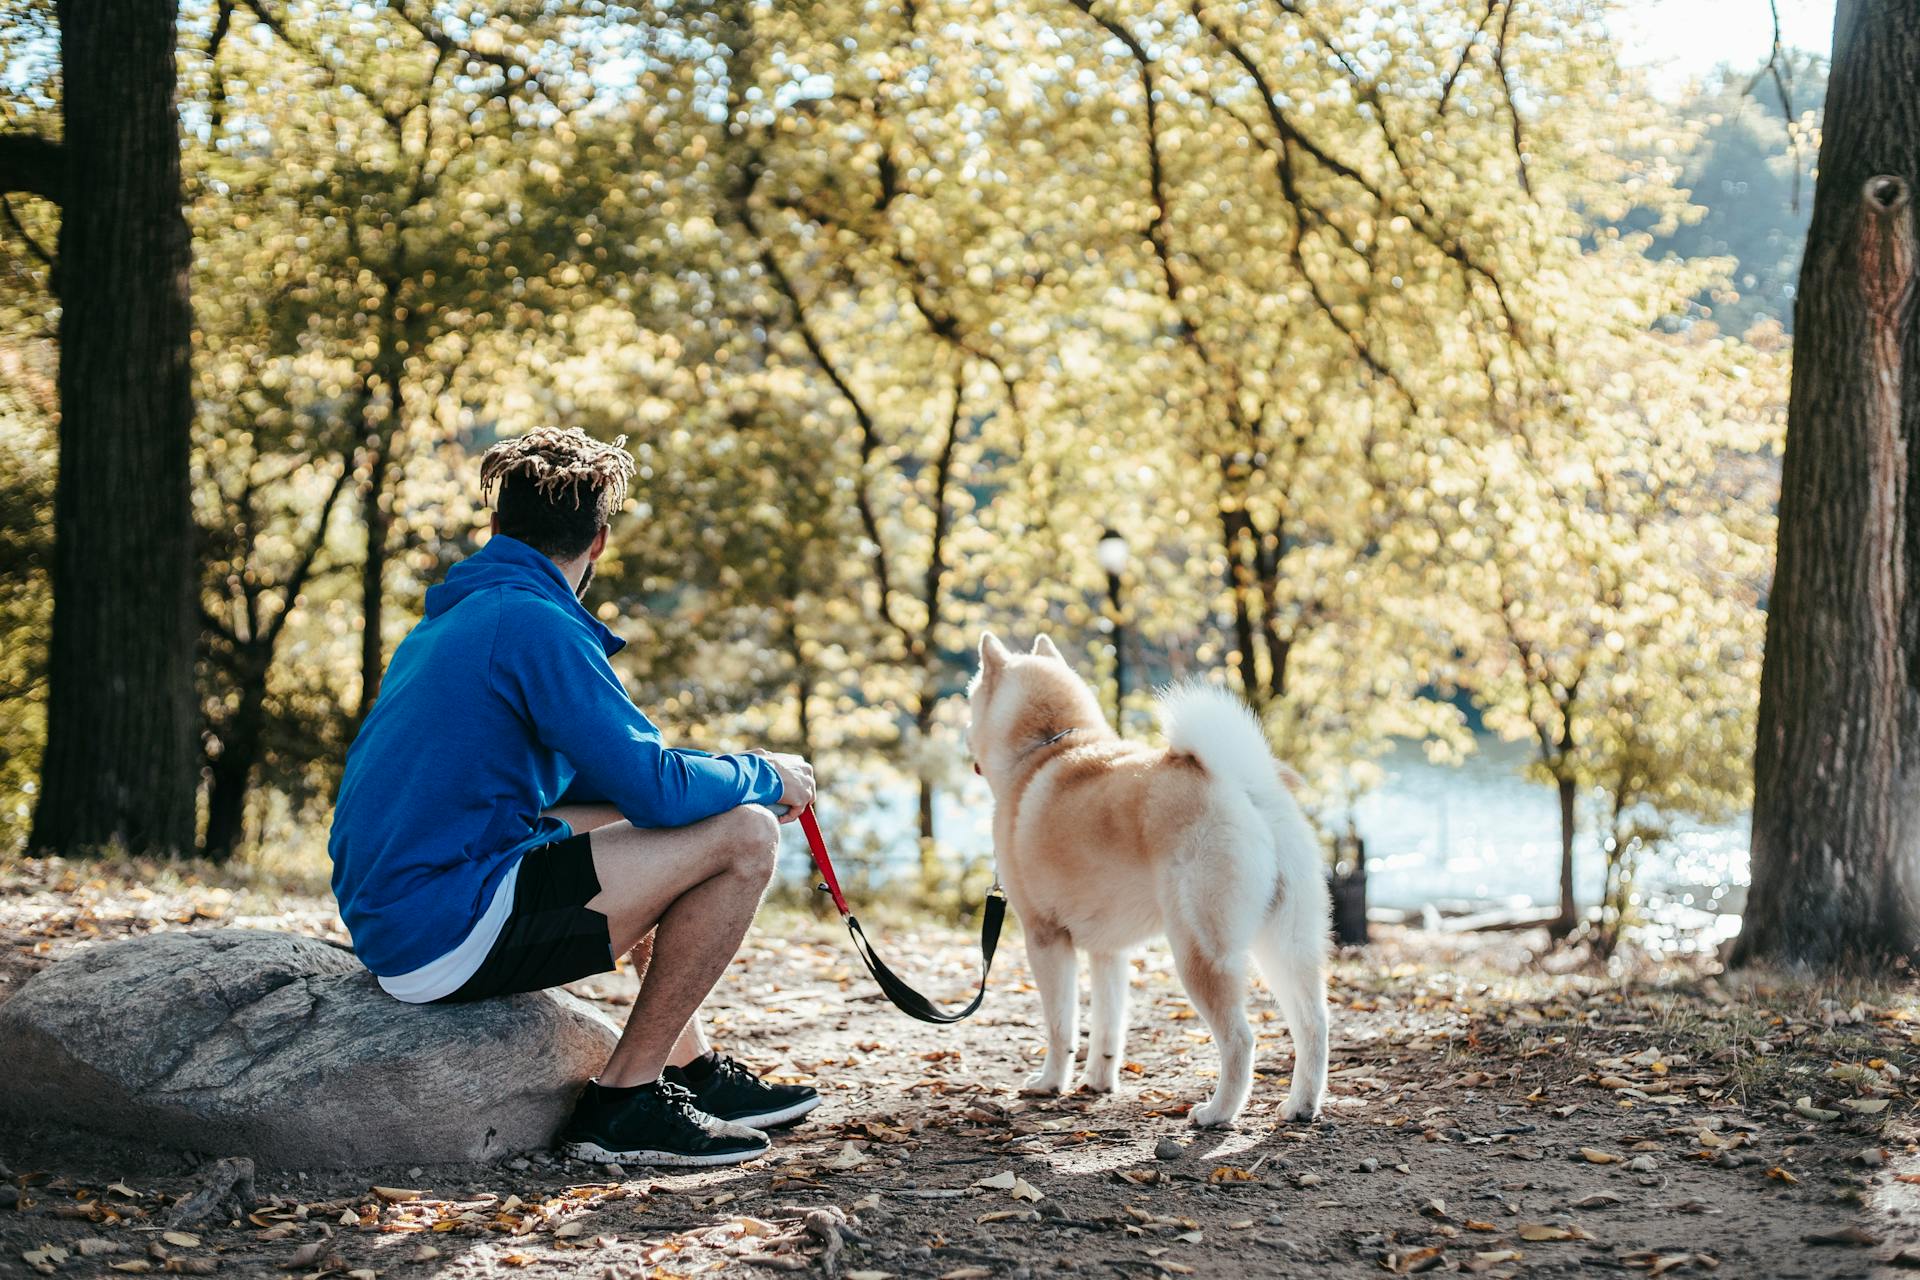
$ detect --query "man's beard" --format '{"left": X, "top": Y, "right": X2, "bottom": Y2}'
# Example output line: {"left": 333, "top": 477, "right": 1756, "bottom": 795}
{"left": 575, "top": 561, "right": 595, "bottom": 601}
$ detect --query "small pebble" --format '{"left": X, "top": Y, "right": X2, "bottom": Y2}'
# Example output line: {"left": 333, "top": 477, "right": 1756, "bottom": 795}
{"left": 407, "top": 1167, "right": 423, "bottom": 1180}
{"left": 507, "top": 1158, "right": 531, "bottom": 1172}
{"left": 1627, "top": 1155, "right": 1657, "bottom": 1173}
{"left": 1358, "top": 1157, "right": 1380, "bottom": 1173}
{"left": 601, "top": 1163, "right": 626, "bottom": 1180}
{"left": 1154, "top": 1137, "right": 1185, "bottom": 1161}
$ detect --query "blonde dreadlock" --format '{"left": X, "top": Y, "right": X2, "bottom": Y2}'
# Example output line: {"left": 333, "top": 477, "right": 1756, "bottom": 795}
{"left": 479, "top": 427, "right": 635, "bottom": 515}
{"left": 479, "top": 428, "right": 636, "bottom": 560}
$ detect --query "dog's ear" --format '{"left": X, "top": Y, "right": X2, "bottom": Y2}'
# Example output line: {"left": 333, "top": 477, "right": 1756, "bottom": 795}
{"left": 1031, "top": 634, "right": 1063, "bottom": 661}
{"left": 979, "top": 631, "right": 1011, "bottom": 676}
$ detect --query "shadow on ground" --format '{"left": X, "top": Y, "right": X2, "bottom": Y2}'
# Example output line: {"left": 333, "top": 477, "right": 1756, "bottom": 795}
{"left": 2, "top": 857, "right": 1916, "bottom": 1278}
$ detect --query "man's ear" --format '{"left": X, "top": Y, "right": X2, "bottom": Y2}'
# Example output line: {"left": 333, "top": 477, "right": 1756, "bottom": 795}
{"left": 979, "top": 631, "right": 1011, "bottom": 675}
{"left": 1032, "top": 634, "right": 1062, "bottom": 660}
{"left": 589, "top": 525, "right": 609, "bottom": 561}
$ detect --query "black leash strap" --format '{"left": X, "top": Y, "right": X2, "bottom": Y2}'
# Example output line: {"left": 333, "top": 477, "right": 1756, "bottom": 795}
{"left": 799, "top": 803, "right": 1004, "bottom": 1024}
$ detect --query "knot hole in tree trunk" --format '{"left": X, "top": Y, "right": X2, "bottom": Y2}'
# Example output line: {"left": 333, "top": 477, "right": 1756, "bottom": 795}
{"left": 1859, "top": 175, "right": 1915, "bottom": 326}
{"left": 1866, "top": 175, "right": 1911, "bottom": 214}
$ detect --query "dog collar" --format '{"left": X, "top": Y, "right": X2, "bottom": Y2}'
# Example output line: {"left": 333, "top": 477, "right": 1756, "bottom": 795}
{"left": 1017, "top": 726, "right": 1078, "bottom": 761}
{"left": 975, "top": 727, "right": 1079, "bottom": 778}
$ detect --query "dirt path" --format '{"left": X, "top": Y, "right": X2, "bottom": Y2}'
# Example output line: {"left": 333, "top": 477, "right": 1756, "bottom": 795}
{"left": 3, "top": 859, "right": 1919, "bottom": 1278}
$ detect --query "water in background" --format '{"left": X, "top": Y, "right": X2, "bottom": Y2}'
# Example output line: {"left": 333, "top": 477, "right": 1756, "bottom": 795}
{"left": 1352, "top": 736, "right": 1749, "bottom": 908}
{"left": 804, "top": 733, "right": 1750, "bottom": 948}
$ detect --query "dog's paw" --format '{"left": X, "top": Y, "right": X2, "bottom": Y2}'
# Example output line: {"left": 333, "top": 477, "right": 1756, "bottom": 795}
{"left": 1187, "top": 1099, "right": 1240, "bottom": 1129}
{"left": 1279, "top": 1092, "right": 1323, "bottom": 1123}
{"left": 1020, "top": 1071, "right": 1072, "bottom": 1096}
{"left": 1076, "top": 1073, "right": 1118, "bottom": 1094}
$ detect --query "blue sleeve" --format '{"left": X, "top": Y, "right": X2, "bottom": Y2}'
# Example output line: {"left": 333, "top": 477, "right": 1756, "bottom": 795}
{"left": 495, "top": 610, "right": 785, "bottom": 827}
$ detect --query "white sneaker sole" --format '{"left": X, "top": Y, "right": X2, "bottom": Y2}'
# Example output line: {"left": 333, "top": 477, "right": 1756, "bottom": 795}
{"left": 560, "top": 1138, "right": 768, "bottom": 1169}
{"left": 726, "top": 1093, "right": 823, "bottom": 1131}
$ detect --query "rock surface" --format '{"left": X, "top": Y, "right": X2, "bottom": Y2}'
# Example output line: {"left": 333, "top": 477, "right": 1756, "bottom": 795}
{"left": 0, "top": 929, "right": 618, "bottom": 1167}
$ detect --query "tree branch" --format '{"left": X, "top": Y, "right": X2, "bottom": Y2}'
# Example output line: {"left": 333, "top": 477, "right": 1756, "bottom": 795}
{"left": 1491, "top": 0, "right": 1534, "bottom": 196}
{"left": 0, "top": 134, "right": 64, "bottom": 204}
{"left": 262, "top": 460, "right": 352, "bottom": 648}
{"left": 1, "top": 194, "right": 54, "bottom": 269}
{"left": 748, "top": 196, "right": 915, "bottom": 653}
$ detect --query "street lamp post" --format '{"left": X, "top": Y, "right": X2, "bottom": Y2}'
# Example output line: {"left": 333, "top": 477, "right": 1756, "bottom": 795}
{"left": 1096, "top": 527, "right": 1130, "bottom": 734}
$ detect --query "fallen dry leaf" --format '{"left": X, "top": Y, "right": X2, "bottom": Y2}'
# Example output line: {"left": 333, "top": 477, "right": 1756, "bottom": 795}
{"left": 1389, "top": 1246, "right": 1444, "bottom": 1274}
{"left": 1518, "top": 1223, "right": 1594, "bottom": 1242}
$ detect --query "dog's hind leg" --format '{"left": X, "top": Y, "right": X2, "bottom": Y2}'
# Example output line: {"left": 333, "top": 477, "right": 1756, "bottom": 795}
{"left": 1253, "top": 922, "right": 1329, "bottom": 1122}
{"left": 1170, "top": 938, "right": 1254, "bottom": 1128}
{"left": 1081, "top": 950, "right": 1131, "bottom": 1093}
{"left": 1020, "top": 920, "right": 1079, "bottom": 1095}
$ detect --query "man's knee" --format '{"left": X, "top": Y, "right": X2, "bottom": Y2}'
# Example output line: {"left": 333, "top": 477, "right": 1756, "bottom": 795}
{"left": 715, "top": 804, "right": 780, "bottom": 884}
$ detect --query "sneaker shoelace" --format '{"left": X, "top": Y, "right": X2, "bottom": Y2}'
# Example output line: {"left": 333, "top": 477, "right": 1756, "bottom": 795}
{"left": 642, "top": 1080, "right": 714, "bottom": 1131}
{"left": 705, "top": 1055, "right": 762, "bottom": 1090}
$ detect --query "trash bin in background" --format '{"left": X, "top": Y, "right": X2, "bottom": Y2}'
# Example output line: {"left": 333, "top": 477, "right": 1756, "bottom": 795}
{"left": 1329, "top": 825, "right": 1368, "bottom": 947}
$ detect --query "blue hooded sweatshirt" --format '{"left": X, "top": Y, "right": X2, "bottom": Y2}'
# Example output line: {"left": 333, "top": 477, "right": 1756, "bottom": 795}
{"left": 328, "top": 533, "right": 784, "bottom": 977}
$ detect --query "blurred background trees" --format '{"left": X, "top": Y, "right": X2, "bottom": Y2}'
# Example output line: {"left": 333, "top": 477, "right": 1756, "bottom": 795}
{"left": 0, "top": 0, "right": 1806, "bottom": 953}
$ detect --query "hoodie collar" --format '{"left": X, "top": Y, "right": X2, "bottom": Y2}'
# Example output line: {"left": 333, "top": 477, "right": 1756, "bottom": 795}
{"left": 427, "top": 533, "right": 625, "bottom": 657}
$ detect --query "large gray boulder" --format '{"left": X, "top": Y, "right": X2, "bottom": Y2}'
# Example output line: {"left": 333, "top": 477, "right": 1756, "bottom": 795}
{"left": 0, "top": 929, "right": 619, "bottom": 1167}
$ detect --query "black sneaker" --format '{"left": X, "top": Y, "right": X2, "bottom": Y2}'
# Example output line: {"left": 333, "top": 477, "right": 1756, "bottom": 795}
{"left": 664, "top": 1054, "right": 822, "bottom": 1130}
{"left": 557, "top": 1079, "right": 770, "bottom": 1168}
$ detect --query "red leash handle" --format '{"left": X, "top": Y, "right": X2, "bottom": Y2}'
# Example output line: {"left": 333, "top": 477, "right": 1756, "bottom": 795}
{"left": 798, "top": 804, "right": 851, "bottom": 916}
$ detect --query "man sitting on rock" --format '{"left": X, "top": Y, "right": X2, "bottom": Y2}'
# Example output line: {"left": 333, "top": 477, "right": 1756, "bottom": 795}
{"left": 328, "top": 426, "right": 819, "bottom": 1168}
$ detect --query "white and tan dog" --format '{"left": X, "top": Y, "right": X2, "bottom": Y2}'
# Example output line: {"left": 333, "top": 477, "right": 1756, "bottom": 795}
{"left": 967, "top": 633, "right": 1330, "bottom": 1127}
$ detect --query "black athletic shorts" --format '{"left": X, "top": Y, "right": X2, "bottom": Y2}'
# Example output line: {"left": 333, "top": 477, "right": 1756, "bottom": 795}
{"left": 434, "top": 831, "right": 616, "bottom": 1003}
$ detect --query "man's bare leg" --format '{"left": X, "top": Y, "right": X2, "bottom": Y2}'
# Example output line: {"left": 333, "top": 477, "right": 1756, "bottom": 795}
{"left": 544, "top": 803, "right": 779, "bottom": 1088}
{"left": 619, "top": 930, "right": 712, "bottom": 1070}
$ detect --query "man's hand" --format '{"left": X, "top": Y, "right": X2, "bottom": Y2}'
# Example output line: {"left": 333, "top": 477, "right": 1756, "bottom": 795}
{"left": 748, "top": 749, "right": 815, "bottom": 822}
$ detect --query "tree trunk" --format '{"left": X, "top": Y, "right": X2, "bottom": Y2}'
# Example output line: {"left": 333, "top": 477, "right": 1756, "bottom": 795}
{"left": 200, "top": 654, "right": 268, "bottom": 863}
{"left": 1553, "top": 774, "right": 1577, "bottom": 936}
{"left": 355, "top": 330, "right": 403, "bottom": 719}
{"left": 1254, "top": 518, "right": 1292, "bottom": 702}
{"left": 358, "top": 427, "right": 392, "bottom": 717}
{"left": 1734, "top": 0, "right": 1920, "bottom": 969}
{"left": 1220, "top": 505, "right": 1261, "bottom": 704}
{"left": 916, "top": 692, "right": 938, "bottom": 891}
{"left": 29, "top": 0, "right": 197, "bottom": 856}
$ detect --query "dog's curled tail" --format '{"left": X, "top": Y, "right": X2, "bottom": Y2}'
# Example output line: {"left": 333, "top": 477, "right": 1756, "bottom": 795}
{"left": 1158, "top": 681, "right": 1289, "bottom": 807}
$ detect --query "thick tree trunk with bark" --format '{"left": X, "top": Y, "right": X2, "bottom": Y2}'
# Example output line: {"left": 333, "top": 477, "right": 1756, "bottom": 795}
{"left": 29, "top": 0, "right": 198, "bottom": 856}
{"left": 1734, "top": 0, "right": 1920, "bottom": 968}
